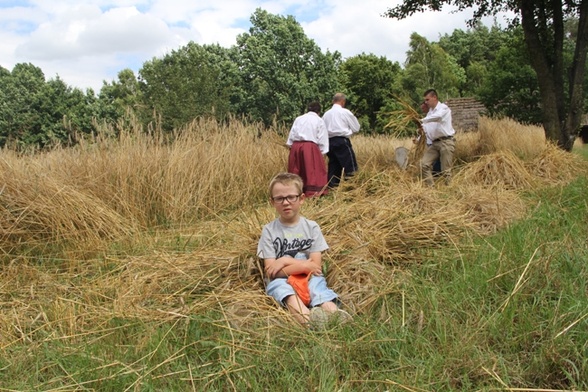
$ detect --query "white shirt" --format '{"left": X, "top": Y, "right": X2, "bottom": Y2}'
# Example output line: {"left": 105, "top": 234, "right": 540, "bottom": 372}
{"left": 286, "top": 111, "right": 329, "bottom": 154}
{"left": 322, "top": 104, "right": 360, "bottom": 138}
{"left": 420, "top": 122, "right": 436, "bottom": 145}
{"left": 421, "top": 102, "right": 455, "bottom": 141}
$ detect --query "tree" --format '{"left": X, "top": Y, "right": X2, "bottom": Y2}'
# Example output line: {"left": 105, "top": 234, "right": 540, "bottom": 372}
{"left": 478, "top": 26, "right": 542, "bottom": 124}
{"left": 402, "top": 33, "right": 465, "bottom": 99}
{"left": 384, "top": 0, "right": 588, "bottom": 151}
{"left": 235, "top": 8, "right": 341, "bottom": 127}
{"left": 34, "top": 77, "right": 96, "bottom": 145}
{"left": 0, "top": 63, "right": 95, "bottom": 148}
{"left": 438, "top": 23, "right": 509, "bottom": 95}
{"left": 438, "top": 23, "right": 507, "bottom": 67}
{"left": 339, "top": 53, "right": 402, "bottom": 133}
{"left": 138, "top": 43, "right": 239, "bottom": 131}
{"left": 0, "top": 63, "right": 45, "bottom": 147}
{"left": 97, "top": 68, "right": 142, "bottom": 124}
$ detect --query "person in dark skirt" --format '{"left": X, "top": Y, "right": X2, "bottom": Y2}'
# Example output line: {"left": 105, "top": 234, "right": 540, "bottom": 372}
{"left": 287, "top": 102, "right": 329, "bottom": 197}
{"left": 322, "top": 93, "right": 361, "bottom": 188}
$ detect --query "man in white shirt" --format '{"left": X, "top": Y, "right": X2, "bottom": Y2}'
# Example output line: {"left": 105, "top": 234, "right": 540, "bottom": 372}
{"left": 414, "top": 101, "right": 441, "bottom": 175}
{"left": 287, "top": 101, "right": 329, "bottom": 196}
{"left": 322, "top": 93, "right": 361, "bottom": 188}
{"left": 421, "top": 89, "right": 456, "bottom": 186}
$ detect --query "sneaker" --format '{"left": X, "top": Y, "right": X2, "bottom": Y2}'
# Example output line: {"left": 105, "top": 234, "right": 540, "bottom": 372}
{"left": 309, "top": 307, "right": 329, "bottom": 330}
{"left": 332, "top": 309, "right": 353, "bottom": 325}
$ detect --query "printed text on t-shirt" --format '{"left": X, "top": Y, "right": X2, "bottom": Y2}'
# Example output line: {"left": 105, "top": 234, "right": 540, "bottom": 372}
{"left": 272, "top": 237, "right": 313, "bottom": 258}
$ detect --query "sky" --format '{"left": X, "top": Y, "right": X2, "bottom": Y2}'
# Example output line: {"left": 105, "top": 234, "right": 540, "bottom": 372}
{"left": 0, "top": 0, "right": 511, "bottom": 93}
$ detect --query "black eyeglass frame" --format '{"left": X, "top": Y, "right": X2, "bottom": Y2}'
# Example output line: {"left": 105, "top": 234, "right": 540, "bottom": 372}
{"left": 271, "top": 194, "right": 302, "bottom": 204}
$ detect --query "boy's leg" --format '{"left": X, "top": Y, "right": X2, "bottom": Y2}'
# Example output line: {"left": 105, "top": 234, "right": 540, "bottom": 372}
{"left": 284, "top": 295, "right": 310, "bottom": 325}
{"left": 308, "top": 276, "right": 338, "bottom": 308}
{"left": 319, "top": 301, "right": 338, "bottom": 313}
{"left": 267, "top": 278, "right": 310, "bottom": 325}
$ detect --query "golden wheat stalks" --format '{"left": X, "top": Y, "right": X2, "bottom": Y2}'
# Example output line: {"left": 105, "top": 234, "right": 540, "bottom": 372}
{"left": 383, "top": 100, "right": 422, "bottom": 132}
{"left": 383, "top": 97, "right": 427, "bottom": 164}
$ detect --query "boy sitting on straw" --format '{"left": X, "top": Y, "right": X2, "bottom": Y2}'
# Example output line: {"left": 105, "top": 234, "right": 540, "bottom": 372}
{"left": 257, "top": 173, "right": 351, "bottom": 328}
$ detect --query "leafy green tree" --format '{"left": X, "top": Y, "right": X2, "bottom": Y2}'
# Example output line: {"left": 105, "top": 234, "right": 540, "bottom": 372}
{"left": 97, "top": 68, "right": 142, "bottom": 124}
{"left": 0, "top": 63, "right": 45, "bottom": 147}
{"left": 33, "top": 77, "right": 96, "bottom": 145}
{"left": 384, "top": 0, "right": 588, "bottom": 151}
{"left": 0, "top": 63, "right": 95, "bottom": 148}
{"left": 234, "top": 8, "right": 341, "bottom": 126}
{"left": 439, "top": 23, "right": 508, "bottom": 67}
{"left": 464, "top": 61, "right": 488, "bottom": 95}
{"left": 438, "top": 23, "right": 508, "bottom": 95}
{"left": 478, "top": 27, "right": 542, "bottom": 124}
{"left": 138, "top": 43, "right": 239, "bottom": 131}
{"left": 339, "top": 53, "right": 402, "bottom": 133}
{"left": 401, "top": 33, "right": 465, "bottom": 99}
{"left": 0, "top": 65, "right": 15, "bottom": 146}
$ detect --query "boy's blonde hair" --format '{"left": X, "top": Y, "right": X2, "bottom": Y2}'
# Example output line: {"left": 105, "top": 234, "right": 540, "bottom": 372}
{"left": 268, "top": 173, "right": 303, "bottom": 196}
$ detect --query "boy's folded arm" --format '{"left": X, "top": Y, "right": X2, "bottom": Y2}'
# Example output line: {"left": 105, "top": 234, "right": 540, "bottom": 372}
{"left": 264, "top": 256, "right": 299, "bottom": 278}
{"left": 281, "top": 263, "right": 313, "bottom": 276}
{"left": 265, "top": 256, "right": 322, "bottom": 278}
{"left": 263, "top": 257, "right": 282, "bottom": 279}
{"left": 282, "top": 253, "right": 323, "bottom": 276}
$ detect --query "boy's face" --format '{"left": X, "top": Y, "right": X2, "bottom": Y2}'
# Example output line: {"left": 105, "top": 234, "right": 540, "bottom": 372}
{"left": 270, "top": 182, "right": 304, "bottom": 223}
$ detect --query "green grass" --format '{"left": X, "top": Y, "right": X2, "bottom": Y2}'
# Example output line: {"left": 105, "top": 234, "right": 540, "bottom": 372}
{"left": 397, "top": 176, "right": 588, "bottom": 390}
{"left": 1, "top": 177, "right": 588, "bottom": 391}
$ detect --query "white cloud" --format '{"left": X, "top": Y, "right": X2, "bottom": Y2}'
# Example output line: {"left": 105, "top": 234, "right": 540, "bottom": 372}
{"left": 303, "top": 0, "right": 508, "bottom": 65}
{"left": 0, "top": 0, "right": 513, "bottom": 91}
{"left": 15, "top": 5, "right": 173, "bottom": 60}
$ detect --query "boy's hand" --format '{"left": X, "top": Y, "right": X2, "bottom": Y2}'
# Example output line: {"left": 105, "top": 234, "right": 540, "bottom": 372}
{"left": 265, "top": 258, "right": 285, "bottom": 279}
{"left": 308, "top": 263, "right": 323, "bottom": 276}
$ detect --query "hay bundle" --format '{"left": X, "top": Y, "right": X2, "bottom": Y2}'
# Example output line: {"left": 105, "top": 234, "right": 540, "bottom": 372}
{"left": 383, "top": 99, "right": 422, "bottom": 133}
{"left": 107, "top": 251, "right": 281, "bottom": 330}
{"left": 0, "top": 159, "right": 135, "bottom": 255}
{"left": 315, "top": 179, "right": 474, "bottom": 266}
{"left": 453, "top": 150, "right": 536, "bottom": 190}
{"left": 383, "top": 99, "right": 426, "bottom": 166}
{"left": 528, "top": 142, "right": 588, "bottom": 184}
{"left": 454, "top": 186, "right": 527, "bottom": 234}
{"left": 324, "top": 254, "right": 402, "bottom": 314}
{"left": 477, "top": 117, "right": 546, "bottom": 159}
{"left": 410, "top": 129, "right": 427, "bottom": 167}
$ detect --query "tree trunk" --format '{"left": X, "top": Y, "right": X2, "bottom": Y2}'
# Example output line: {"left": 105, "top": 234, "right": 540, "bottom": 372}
{"left": 519, "top": 0, "right": 561, "bottom": 142}
{"left": 562, "top": 0, "right": 588, "bottom": 151}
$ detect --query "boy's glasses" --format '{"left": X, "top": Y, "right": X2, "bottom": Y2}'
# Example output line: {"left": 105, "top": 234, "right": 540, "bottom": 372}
{"left": 271, "top": 194, "right": 301, "bottom": 204}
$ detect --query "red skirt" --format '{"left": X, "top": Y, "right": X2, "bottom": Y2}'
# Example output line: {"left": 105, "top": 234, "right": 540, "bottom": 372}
{"left": 288, "top": 142, "right": 328, "bottom": 197}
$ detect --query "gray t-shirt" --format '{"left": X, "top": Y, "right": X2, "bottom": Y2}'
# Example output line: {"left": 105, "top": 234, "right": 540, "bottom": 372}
{"left": 257, "top": 217, "right": 328, "bottom": 260}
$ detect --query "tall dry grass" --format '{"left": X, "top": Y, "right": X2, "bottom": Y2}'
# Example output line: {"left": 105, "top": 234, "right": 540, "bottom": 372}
{"left": 1, "top": 115, "right": 587, "bottom": 355}
{"left": 455, "top": 116, "right": 547, "bottom": 163}
{"left": 63, "top": 117, "right": 288, "bottom": 226}
{"left": 1, "top": 117, "right": 288, "bottom": 258}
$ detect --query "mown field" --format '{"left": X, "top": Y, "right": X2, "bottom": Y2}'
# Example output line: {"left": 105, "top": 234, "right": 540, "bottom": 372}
{"left": 1, "top": 116, "right": 587, "bottom": 391}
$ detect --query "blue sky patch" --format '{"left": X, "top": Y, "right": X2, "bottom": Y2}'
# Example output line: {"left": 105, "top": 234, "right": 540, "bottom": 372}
{"left": 0, "top": 0, "right": 32, "bottom": 7}
{"left": 0, "top": 19, "right": 36, "bottom": 35}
